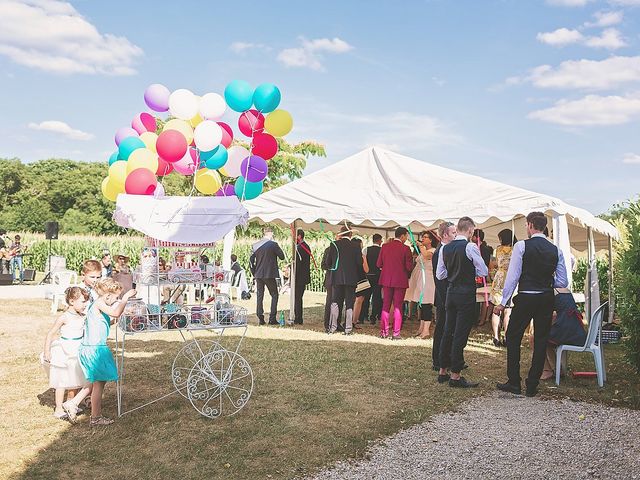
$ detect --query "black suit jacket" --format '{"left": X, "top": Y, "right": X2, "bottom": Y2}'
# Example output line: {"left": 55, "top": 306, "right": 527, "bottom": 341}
{"left": 321, "top": 245, "right": 333, "bottom": 287}
{"left": 295, "top": 241, "right": 311, "bottom": 285}
{"left": 327, "top": 238, "right": 363, "bottom": 287}
{"left": 365, "top": 244, "right": 381, "bottom": 278}
{"left": 432, "top": 245, "right": 448, "bottom": 307}
{"left": 249, "top": 240, "right": 285, "bottom": 279}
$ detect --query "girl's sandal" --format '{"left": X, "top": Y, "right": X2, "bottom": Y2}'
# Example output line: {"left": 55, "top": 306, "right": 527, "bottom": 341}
{"left": 90, "top": 416, "right": 114, "bottom": 427}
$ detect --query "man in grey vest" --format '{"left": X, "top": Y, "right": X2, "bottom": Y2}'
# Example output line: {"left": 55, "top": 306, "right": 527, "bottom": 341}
{"left": 495, "top": 211, "right": 568, "bottom": 397}
{"left": 436, "top": 217, "right": 488, "bottom": 388}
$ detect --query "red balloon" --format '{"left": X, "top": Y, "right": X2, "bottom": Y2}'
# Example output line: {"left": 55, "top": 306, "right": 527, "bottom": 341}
{"left": 125, "top": 168, "right": 157, "bottom": 195}
{"left": 251, "top": 132, "right": 278, "bottom": 160}
{"left": 156, "top": 129, "right": 187, "bottom": 163}
{"left": 156, "top": 156, "right": 174, "bottom": 176}
{"left": 218, "top": 122, "right": 233, "bottom": 148}
{"left": 238, "top": 109, "right": 264, "bottom": 137}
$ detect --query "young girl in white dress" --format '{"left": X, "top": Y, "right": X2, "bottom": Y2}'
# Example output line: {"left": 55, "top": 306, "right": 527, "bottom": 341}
{"left": 42, "top": 287, "right": 92, "bottom": 420}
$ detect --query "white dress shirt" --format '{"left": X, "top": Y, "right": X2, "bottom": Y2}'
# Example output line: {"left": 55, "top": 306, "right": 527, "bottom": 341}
{"left": 500, "top": 233, "right": 569, "bottom": 306}
{"left": 436, "top": 235, "right": 489, "bottom": 281}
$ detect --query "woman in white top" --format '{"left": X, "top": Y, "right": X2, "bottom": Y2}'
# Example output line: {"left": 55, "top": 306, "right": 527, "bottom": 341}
{"left": 409, "top": 231, "right": 438, "bottom": 339}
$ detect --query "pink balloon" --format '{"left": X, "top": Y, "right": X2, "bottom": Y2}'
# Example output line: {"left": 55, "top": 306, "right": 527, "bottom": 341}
{"left": 131, "top": 112, "right": 157, "bottom": 135}
{"left": 156, "top": 130, "right": 187, "bottom": 163}
{"left": 218, "top": 122, "right": 234, "bottom": 148}
{"left": 238, "top": 109, "right": 264, "bottom": 137}
{"left": 156, "top": 156, "right": 174, "bottom": 176}
{"left": 173, "top": 152, "right": 198, "bottom": 176}
{"left": 115, "top": 127, "right": 138, "bottom": 146}
{"left": 251, "top": 132, "right": 278, "bottom": 160}
{"left": 125, "top": 168, "right": 157, "bottom": 195}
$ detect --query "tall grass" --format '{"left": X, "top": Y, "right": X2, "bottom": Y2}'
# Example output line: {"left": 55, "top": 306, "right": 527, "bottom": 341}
{"left": 17, "top": 232, "right": 329, "bottom": 292}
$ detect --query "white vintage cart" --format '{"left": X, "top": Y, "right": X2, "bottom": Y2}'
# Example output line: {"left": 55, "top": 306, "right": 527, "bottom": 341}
{"left": 113, "top": 194, "right": 252, "bottom": 418}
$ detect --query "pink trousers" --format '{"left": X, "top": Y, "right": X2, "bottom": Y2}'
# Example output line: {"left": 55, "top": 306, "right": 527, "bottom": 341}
{"left": 380, "top": 286, "right": 407, "bottom": 337}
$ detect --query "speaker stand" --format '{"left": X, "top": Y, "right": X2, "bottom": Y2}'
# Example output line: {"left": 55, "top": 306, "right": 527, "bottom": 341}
{"left": 39, "top": 238, "right": 53, "bottom": 285}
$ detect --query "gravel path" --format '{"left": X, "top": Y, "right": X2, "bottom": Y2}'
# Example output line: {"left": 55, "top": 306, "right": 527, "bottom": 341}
{"left": 308, "top": 393, "right": 640, "bottom": 480}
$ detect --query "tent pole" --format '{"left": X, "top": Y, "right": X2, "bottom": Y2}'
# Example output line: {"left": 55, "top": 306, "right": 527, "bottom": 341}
{"left": 586, "top": 227, "right": 592, "bottom": 321}
{"left": 608, "top": 234, "right": 614, "bottom": 323}
{"left": 290, "top": 221, "right": 297, "bottom": 323}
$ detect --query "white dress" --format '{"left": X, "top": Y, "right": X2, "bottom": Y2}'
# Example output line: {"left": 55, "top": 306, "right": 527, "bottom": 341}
{"left": 406, "top": 248, "right": 436, "bottom": 305}
{"left": 43, "top": 311, "right": 88, "bottom": 389}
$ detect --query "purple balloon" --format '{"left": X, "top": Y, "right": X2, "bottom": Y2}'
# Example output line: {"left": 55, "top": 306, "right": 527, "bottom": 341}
{"left": 240, "top": 155, "right": 268, "bottom": 182}
{"left": 144, "top": 83, "right": 170, "bottom": 112}
{"left": 216, "top": 184, "right": 236, "bottom": 197}
{"left": 115, "top": 127, "right": 139, "bottom": 146}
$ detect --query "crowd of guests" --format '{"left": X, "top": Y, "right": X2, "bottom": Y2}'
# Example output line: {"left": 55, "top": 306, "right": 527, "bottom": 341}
{"left": 248, "top": 211, "right": 578, "bottom": 397}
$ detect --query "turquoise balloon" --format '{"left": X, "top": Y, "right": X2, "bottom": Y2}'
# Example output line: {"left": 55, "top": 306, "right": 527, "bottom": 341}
{"left": 118, "top": 136, "right": 145, "bottom": 160}
{"left": 108, "top": 151, "right": 119, "bottom": 165}
{"left": 234, "top": 176, "right": 263, "bottom": 200}
{"left": 253, "top": 83, "right": 281, "bottom": 113}
{"left": 205, "top": 145, "right": 228, "bottom": 170}
{"left": 224, "top": 80, "right": 254, "bottom": 112}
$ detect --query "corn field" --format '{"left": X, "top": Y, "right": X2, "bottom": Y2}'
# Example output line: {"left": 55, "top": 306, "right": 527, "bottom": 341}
{"left": 17, "top": 232, "right": 329, "bottom": 292}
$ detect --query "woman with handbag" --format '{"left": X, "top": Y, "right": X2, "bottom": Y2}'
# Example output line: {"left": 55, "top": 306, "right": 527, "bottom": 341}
{"left": 352, "top": 237, "right": 370, "bottom": 330}
{"left": 410, "top": 231, "right": 438, "bottom": 339}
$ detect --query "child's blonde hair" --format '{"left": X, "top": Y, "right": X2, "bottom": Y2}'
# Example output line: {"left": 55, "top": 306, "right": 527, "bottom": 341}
{"left": 94, "top": 278, "right": 123, "bottom": 296}
{"left": 82, "top": 259, "right": 102, "bottom": 274}
{"left": 65, "top": 286, "right": 90, "bottom": 305}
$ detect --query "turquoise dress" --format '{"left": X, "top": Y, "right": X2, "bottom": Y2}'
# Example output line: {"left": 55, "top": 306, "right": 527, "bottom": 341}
{"left": 78, "top": 302, "right": 118, "bottom": 382}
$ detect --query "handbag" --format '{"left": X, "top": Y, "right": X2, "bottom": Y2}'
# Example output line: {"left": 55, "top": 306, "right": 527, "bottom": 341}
{"left": 355, "top": 278, "right": 371, "bottom": 293}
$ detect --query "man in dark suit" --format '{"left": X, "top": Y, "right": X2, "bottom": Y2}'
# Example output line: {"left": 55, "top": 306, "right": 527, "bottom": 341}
{"left": 432, "top": 221, "right": 456, "bottom": 371}
{"left": 250, "top": 227, "right": 285, "bottom": 325}
{"left": 495, "top": 212, "right": 568, "bottom": 397}
{"left": 322, "top": 241, "right": 342, "bottom": 333}
{"left": 326, "top": 225, "right": 363, "bottom": 335}
{"left": 377, "top": 227, "right": 414, "bottom": 340}
{"left": 294, "top": 229, "right": 311, "bottom": 325}
{"left": 360, "top": 233, "right": 383, "bottom": 324}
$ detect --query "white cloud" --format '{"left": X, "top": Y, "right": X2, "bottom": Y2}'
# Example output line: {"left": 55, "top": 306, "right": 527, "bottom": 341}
{"left": 516, "top": 56, "right": 640, "bottom": 90}
{"left": 609, "top": 0, "right": 640, "bottom": 5}
{"left": 584, "top": 28, "right": 627, "bottom": 49}
{"left": 622, "top": 152, "right": 640, "bottom": 164}
{"left": 229, "top": 42, "right": 270, "bottom": 54}
{"left": 528, "top": 93, "right": 640, "bottom": 126}
{"left": 546, "top": 0, "right": 594, "bottom": 6}
{"left": 28, "top": 121, "right": 94, "bottom": 140}
{"left": 0, "top": 0, "right": 143, "bottom": 75}
{"left": 537, "top": 28, "right": 584, "bottom": 46}
{"left": 584, "top": 10, "right": 624, "bottom": 28}
{"left": 277, "top": 37, "right": 353, "bottom": 71}
{"left": 536, "top": 27, "right": 625, "bottom": 50}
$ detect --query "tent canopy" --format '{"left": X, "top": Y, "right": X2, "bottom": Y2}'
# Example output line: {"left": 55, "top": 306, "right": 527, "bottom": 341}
{"left": 114, "top": 194, "right": 248, "bottom": 244}
{"left": 245, "top": 147, "right": 617, "bottom": 251}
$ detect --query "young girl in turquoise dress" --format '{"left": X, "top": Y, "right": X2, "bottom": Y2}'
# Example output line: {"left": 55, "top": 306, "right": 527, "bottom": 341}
{"left": 42, "top": 287, "right": 92, "bottom": 420}
{"left": 62, "top": 277, "right": 136, "bottom": 426}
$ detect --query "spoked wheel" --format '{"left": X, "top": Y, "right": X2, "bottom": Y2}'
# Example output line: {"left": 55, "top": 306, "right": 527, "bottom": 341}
{"left": 187, "top": 350, "right": 253, "bottom": 418}
{"left": 172, "top": 339, "right": 223, "bottom": 398}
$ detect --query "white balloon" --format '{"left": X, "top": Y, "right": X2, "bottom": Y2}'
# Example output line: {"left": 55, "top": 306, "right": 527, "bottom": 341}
{"left": 153, "top": 182, "right": 166, "bottom": 198}
{"left": 169, "top": 89, "right": 198, "bottom": 120}
{"left": 199, "top": 93, "right": 227, "bottom": 120}
{"left": 193, "top": 120, "right": 223, "bottom": 152}
{"left": 223, "top": 146, "right": 250, "bottom": 178}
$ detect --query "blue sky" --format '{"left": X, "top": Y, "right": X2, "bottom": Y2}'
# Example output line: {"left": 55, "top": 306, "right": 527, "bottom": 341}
{"left": 1, "top": 0, "right": 639, "bottom": 214}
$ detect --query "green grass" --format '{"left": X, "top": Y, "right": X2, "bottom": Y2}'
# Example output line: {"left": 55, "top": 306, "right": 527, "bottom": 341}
{"left": 2, "top": 298, "right": 638, "bottom": 480}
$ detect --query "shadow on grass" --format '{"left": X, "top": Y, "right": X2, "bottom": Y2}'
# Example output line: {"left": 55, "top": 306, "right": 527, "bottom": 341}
{"left": 14, "top": 332, "right": 505, "bottom": 480}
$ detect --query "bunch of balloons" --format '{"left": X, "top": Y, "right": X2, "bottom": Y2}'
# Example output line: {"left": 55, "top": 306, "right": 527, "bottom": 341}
{"left": 101, "top": 80, "right": 294, "bottom": 202}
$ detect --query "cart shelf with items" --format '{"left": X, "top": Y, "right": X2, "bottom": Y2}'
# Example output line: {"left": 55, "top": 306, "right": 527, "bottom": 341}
{"left": 112, "top": 194, "right": 253, "bottom": 420}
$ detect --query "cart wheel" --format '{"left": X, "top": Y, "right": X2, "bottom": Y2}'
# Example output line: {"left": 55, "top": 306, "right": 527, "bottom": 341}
{"left": 172, "top": 339, "right": 223, "bottom": 398}
{"left": 187, "top": 350, "right": 253, "bottom": 418}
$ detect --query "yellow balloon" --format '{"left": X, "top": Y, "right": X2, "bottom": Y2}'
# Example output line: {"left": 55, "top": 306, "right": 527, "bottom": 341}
{"left": 163, "top": 118, "right": 194, "bottom": 145}
{"left": 108, "top": 160, "right": 128, "bottom": 189}
{"left": 101, "top": 176, "right": 122, "bottom": 202}
{"left": 140, "top": 132, "right": 158, "bottom": 153}
{"left": 189, "top": 112, "right": 203, "bottom": 128}
{"left": 194, "top": 169, "right": 222, "bottom": 195}
{"left": 126, "top": 148, "right": 159, "bottom": 175}
{"left": 264, "top": 109, "right": 293, "bottom": 137}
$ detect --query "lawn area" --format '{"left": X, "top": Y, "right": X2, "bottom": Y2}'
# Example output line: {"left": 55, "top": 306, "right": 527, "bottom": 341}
{"left": 1, "top": 295, "right": 638, "bottom": 480}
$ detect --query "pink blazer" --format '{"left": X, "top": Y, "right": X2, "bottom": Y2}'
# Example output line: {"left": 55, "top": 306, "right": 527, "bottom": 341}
{"left": 377, "top": 240, "right": 414, "bottom": 288}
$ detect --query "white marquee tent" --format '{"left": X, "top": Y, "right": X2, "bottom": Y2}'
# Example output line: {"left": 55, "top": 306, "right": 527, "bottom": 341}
{"left": 242, "top": 147, "right": 618, "bottom": 321}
